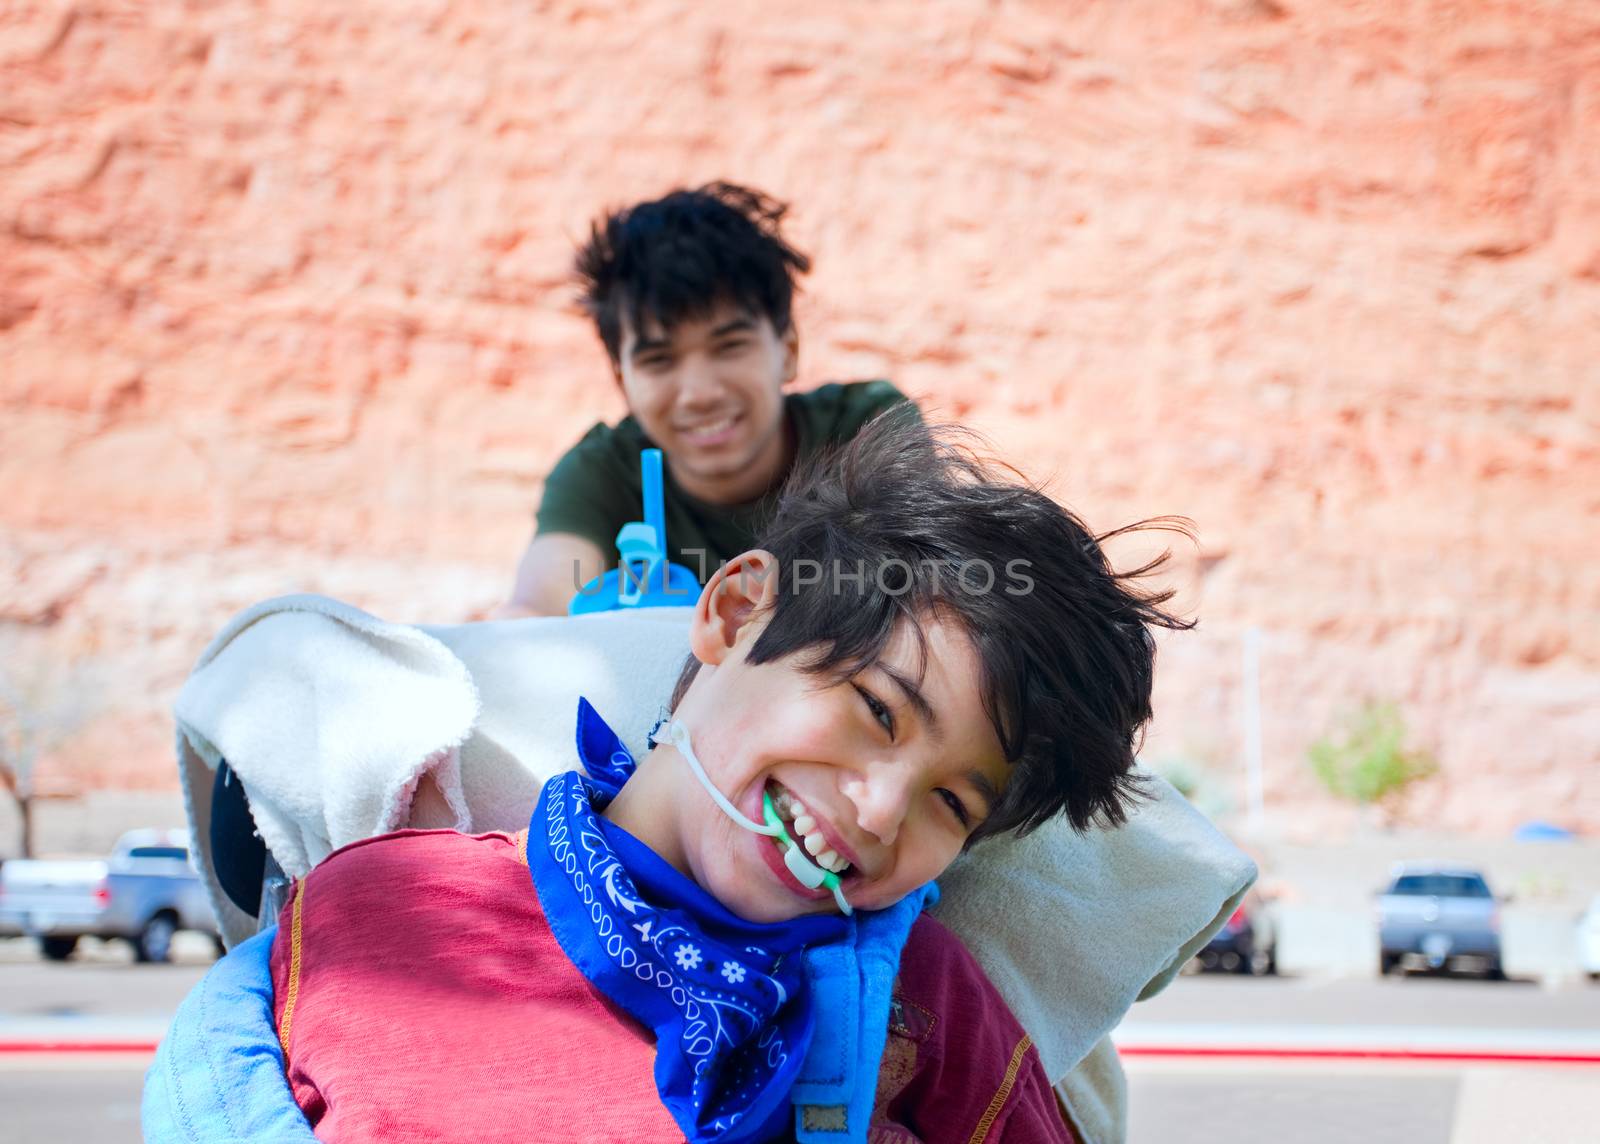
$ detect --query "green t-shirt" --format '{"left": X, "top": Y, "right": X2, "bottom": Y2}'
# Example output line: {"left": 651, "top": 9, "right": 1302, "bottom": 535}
{"left": 536, "top": 380, "right": 912, "bottom": 582}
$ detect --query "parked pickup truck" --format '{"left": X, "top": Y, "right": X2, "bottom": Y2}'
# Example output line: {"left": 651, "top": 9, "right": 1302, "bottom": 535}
{"left": 1375, "top": 861, "right": 1504, "bottom": 978}
{"left": 0, "top": 829, "right": 219, "bottom": 962}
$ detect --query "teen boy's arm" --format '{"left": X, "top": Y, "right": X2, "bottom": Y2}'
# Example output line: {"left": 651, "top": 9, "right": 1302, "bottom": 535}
{"left": 494, "top": 533, "right": 608, "bottom": 619}
{"left": 493, "top": 430, "right": 625, "bottom": 618}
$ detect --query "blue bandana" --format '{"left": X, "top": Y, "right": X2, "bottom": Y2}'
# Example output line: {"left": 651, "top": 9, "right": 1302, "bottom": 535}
{"left": 528, "top": 699, "right": 849, "bottom": 1144}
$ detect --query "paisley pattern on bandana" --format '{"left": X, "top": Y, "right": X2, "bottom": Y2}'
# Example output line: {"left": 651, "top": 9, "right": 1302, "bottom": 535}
{"left": 528, "top": 699, "right": 847, "bottom": 1144}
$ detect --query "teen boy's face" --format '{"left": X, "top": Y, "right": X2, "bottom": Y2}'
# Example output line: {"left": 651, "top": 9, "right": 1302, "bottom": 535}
{"left": 614, "top": 300, "right": 797, "bottom": 507}
{"left": 607, "top": 554, "right": 1011, "bottom": 925}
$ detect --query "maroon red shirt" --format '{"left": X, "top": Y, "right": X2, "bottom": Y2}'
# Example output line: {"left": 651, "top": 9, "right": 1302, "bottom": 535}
{"left": 271, "top": 828, "right": 1072, "bottom": 1143}
{"left": 871, "top": 915, "right": 1071, "bottom": 1143}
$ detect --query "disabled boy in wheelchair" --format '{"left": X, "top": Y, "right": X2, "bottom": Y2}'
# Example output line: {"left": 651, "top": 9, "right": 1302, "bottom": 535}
{"left": 146, "top": 414, "right": 1193, "bottom": 1143}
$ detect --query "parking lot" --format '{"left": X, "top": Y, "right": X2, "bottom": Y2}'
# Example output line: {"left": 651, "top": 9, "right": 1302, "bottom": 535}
{"left": 4, "top": 937, "right": 1599, "bottom": 1142}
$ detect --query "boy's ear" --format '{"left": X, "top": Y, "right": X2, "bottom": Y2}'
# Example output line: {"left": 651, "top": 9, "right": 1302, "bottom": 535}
{"left": 691, "top": 550, "right": 780, "bottom": 666}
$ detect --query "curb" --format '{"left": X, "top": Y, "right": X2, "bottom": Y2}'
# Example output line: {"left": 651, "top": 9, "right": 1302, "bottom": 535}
{"left": 0, "top": 1040, "right": 158, "bottom": 1054}
{"left": 1114, "top": 1022, "right": 1600, "bottom": 1066}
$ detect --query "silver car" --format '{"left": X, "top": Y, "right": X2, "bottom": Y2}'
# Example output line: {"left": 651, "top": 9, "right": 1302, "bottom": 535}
{"left": 1578, "top": 894, "right": 1600, "bottom": 982}
{"left": 0, "top": 829, "right": 218, "bottom": 962}
{"left": 1376, "top": 862, "right": 1504, "bottom": 978}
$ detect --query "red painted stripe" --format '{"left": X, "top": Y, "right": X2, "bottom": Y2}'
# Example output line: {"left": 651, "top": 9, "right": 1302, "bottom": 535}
{"left": 1121, "top": 1045, "right": 1600, "bottom": 1065}
{"left": 0, "top": 1042, "right": 158, "bottom": 1054}
{"left": 5, "top": 1040, "right": 1596, "bottom": 1066}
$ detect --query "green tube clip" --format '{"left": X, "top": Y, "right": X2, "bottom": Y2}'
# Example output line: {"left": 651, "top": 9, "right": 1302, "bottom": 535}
{"left": 762, "top": 789, "right": 842, "bottom": 895}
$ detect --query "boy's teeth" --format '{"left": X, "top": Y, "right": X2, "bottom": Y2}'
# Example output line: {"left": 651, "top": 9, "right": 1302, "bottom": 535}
{"left": 770, "top": 785, "right": 853, "bottom": 878}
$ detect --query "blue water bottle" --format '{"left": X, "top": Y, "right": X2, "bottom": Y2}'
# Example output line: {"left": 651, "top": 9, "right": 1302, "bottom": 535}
{"left": 568, "top": 449, "right": 702, "bottom": 614}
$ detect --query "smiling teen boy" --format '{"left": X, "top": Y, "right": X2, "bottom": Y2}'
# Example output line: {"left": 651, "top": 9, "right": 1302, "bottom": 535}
{"left": 263, "top": 414, "right": 1186, "bottom": 1143}
{"left": 496, "top": 182, "right": 913, "bottom": 617}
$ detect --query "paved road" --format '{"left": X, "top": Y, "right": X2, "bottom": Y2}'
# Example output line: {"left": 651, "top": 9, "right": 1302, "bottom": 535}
{"left": 0, "top": 937, "right": 212, "bottom": 1025}
{"left": 3, "top": 949, "right": 1599, "bottom": 1142}
{"left": 1124, "top": 1058, "right": 1600, "bottom": 1144}
{"left": 7, "top": 941, "right": 1598, "bottom": 1029}
{"left": 1127, "top": 1060, "right": 1463, "bottom": 1144}
{"left": 1119, "top": 971, "right": 1600, "bottom": 1143}
{"left": 7, "top": 1050, "right": 1592, "bottom": 1144}
{"left": 1131, "top": 968, "right": 1600, "bottom": 1031}
{"left": 0, "top": 1056, "right": 147, "bottom": 1144}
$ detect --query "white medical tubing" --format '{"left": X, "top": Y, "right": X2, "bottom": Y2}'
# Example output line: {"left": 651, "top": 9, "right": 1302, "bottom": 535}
{"left": 666, "top": 720, "right": 781, "bottom": 836}
{"left": 659, "top": 717, "right": 853, "bottom": 915}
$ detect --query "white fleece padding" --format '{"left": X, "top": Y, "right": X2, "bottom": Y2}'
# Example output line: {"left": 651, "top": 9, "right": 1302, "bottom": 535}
{"left": 174, "top": 595, "right": 481, "bottom": 942}
{"left": 175, "top": 597, "right": 700, "bottom": 948}
{"left": 420, "top": 606, "right": 695, "bottom": 834}
{"left": 174, "top": 593, "right": 1253, "bottom": 1139}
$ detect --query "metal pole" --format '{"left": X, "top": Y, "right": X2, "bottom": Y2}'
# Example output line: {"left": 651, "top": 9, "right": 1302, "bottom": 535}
{"left": 1243, "top": 626, "right": 1265, "bottom": 833}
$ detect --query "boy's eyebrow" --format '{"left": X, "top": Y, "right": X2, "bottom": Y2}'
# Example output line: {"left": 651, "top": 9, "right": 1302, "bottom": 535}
{"left": 629, "top": 334, "right": 671, "bottom": 358}
{"left": 710, "top": 316, "right": 757, "bottom": 337}
{"left": 878, "top": 663, "right": 940, "bottom": 740}
{"left": 630, "top": 315, "right": 753, "bottom": 358}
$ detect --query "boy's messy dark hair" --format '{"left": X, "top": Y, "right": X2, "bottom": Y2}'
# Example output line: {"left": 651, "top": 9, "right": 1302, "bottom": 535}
{"left": 575, "top": 182, "right": 811, "bottom": 363}
{"left": 671, "top": 411, "right": 1194, "bottom": 841}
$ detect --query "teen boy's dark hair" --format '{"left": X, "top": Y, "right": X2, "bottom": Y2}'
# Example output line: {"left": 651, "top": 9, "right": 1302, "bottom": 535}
{"left": 575, "top": 182, "right": 811, "bottom": 363}
{"left": 671, "top": 411, "right": 1194, "bottom": 841}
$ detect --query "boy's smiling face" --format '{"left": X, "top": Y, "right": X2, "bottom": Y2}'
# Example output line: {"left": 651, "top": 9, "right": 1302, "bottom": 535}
{"left": 614, "top": 300, "right": 797, "bottom": 508}
{"left": 603, "top": 553, "right": 1011, "bottom": 924}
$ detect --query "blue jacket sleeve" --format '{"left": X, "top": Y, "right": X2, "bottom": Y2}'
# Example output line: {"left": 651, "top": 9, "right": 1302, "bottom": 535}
{"left": 142, "top": 926, "right": 319, "bottom": 1143}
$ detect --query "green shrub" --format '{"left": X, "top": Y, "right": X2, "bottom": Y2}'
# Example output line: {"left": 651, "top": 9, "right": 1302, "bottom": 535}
{"left": 1308, "top": 700, "right": 1437, "bottom": 807}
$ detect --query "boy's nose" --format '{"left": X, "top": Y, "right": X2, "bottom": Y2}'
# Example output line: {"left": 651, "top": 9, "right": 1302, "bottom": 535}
{"left": 842, "top": 766, "right": 913, "bottom": 849}
{"left": 674, "top": 356, "right": 723, "bottom": 409}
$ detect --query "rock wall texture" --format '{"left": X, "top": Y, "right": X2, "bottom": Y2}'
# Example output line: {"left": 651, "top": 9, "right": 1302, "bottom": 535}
{"left": 2, "top": 0, "right": 1597, "bottom": 839}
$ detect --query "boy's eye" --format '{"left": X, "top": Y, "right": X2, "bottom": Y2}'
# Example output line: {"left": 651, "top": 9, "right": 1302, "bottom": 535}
{"left": 853, "top": 684, "right": 895, "bottom": 739}
{"left": 714, "top": 338, "right": 750, "bottom": 356}
{"left": 938, "top": 789, "right": 971, "bottom": 828}
{"left": 637, "top": 353, "right": 673, "bottom": 371}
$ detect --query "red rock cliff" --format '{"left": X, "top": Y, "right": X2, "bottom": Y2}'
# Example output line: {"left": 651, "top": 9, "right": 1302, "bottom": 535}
{"left": 2, "top": 1, "right": 1596, "bottom": 835}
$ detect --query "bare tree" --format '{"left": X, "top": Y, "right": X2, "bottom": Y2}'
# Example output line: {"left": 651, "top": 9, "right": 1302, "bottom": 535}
{"left": 0, "top": 657, "right": 100, "bottom": 858}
